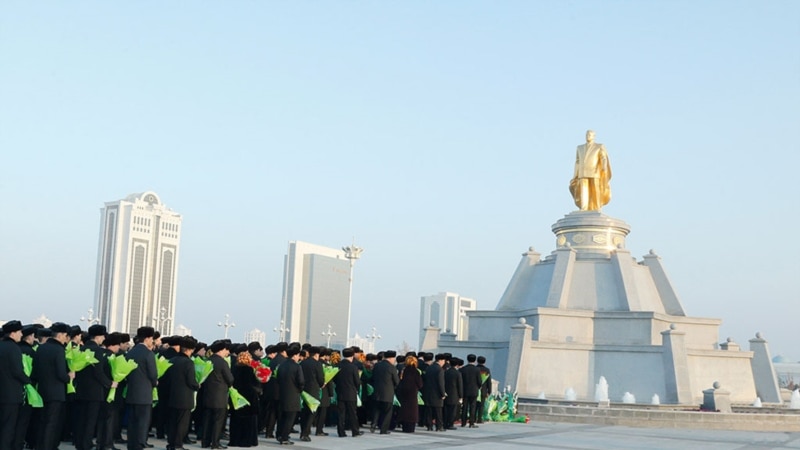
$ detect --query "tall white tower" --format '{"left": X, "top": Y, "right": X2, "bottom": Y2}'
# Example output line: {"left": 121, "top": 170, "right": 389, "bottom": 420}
{"left": 280, "top": 241, "right": 355, "bottom": 348}
{"left": 94, "top": 191, "right": 182, "bottom": 335}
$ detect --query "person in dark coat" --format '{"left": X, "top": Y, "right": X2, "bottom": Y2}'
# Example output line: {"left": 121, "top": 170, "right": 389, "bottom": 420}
{"left": 396, "top": 355, "right": 423, "bottom": 433}
{"left": 74, "top": 325, "right": 115, "bottom": 450}
{"left": 202, "top": 341, "right": 234, "bottom": 449}
{"left": 31, "top": 322, "right": 73, "bottom": 450}
{"left": 298, "top": 346, "right": 324, "bottom": 442}
{"left": 95, "top": 333, "right": 122, "bottom": 450}
{"left": 370, "top": 350, "right": 399, "bottom": 434}
{"left": 276, "top": 346, "right": 304, "bottom": 445}
{"left": 125, "top": 326, "right": 158, "bottom": 450}
{"left": 334, "top": 348, "right": 362, "bottom": 438}
{"left": 228, "top": 347, "right": 261, "bottom": 447}
{"left": 315, "top": 348, "right": 335, "bottom": 436}
{"left": 0, "top": 321, "right": 31, "bottom": 450}
{"left": 476, "top": 356, "right": 492, "bottom": 424}
{"left": 155, "top": 336, "right": 180, "bottom": 440}
{"left": 166, "top": 336, "right": 201, "bottom": 450}
{"left": 263, "top": 342, "right": 287, "bottom": 439}
{"left": 422, "top": 353, "right": 447, "bottom": 431}
{"left": 459, "top": 353, "right": 482, "bottom": 428}
{"left": 13, "top": 324, "right": 38, "bottom": 450}
{"left": 444, "top": 357, "right": 464, "bottom": 430}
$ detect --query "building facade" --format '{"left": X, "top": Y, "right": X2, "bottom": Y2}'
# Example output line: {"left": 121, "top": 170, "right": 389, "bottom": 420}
{"left": 280, "top": 241, "right": 350, "bottom": 348}
{"left": 419, "top": 291, "right": 476, "bottom": 348}
{"left": 94, "top": 192, "right": 181, "bottom": 335}
{"left": 244, "top": 328, "right": 267, "bottom": 348}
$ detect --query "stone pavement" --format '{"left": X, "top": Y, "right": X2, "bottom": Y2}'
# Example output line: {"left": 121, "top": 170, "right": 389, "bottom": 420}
{"left": 102, "top": 421, "right": 800, "bottom": 450}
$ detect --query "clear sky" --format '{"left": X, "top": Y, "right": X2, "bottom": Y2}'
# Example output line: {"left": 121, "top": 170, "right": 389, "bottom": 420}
{"left": 2, "top": 1, "right": 798, "bottom": 360}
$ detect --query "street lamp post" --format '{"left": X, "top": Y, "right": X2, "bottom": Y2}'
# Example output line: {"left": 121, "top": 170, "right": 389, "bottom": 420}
{"left": 342, "top": 241, "right": 364, "bottom": 347}
{"left": 274, "top": 320, "right": 290, "bottom": 342}
{"left": 365, "top": 326, "right": 381, "bottom": 353}
{"left": 158, "top": 307, "right": 170, "bottom": 333}
{"left": 321, "top": 324, "right": 337, "bottom": 347}
{"left": 218, "top": 314, "right": 236, "bottom": 339}
{"left": 80, "top": 308, "right": 100, "bottom": 326}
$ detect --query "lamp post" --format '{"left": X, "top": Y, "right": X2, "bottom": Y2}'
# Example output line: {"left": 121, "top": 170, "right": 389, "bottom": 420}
{"left": 365, "top": 326, "right": 381, "bottom": 353}
{"left": 321, "top": 324, "right": 337, "bottom": 347}
{"left": 218, "top": 314, "right": 236, "bottom": 339}
{"left": 80, "top": 308, "right": 100, "bottom": 326}
{"left": 274, "top": 320, "right": 290, "bottom": 342}
{"left": 158, "top": 307, "right": 170, "bottom": 333}
{"left": 342, "top": 241, "right": 364, "bottom": 347}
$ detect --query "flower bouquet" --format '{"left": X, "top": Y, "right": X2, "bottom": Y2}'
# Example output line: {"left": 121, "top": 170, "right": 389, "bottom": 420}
{"left": 323, "top": 366, "right": 339, "bottom": 385}
{"left": 65, "top": 347, "right": 100, "bottom": 394}
{"left": 249, "top": 359, "right": 272, "bottom": 383}
{"left": 228, "top": 387, "right": 250, "bottom": 410}
{"left": 21, "top": 354, "right": 43, "bottom": 408}
{"left": 193, "top": 357, "right": 214, "bottom": 384}
{"left": 106, "top": 354, "right": 138, "bottom": 403}
{"left": 301, "top": 391, "right": 320, "bottom": 413}
{"left": 153, "top": 356, "right": 173, "bottom": 402}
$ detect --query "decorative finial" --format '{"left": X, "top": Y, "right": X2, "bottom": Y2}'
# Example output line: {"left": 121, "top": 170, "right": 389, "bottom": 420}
{"left": 518, "top": 317, "right": 527, "bottom": 325}
{"left": 713, "top": 381, "right": 721, "bottom": 389}
{"left": 669, "top": 323, "right": 676, "bottom": 330}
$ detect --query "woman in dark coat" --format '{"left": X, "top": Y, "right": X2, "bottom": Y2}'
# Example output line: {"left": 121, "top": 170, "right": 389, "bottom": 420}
{"left": 228, "top": 350, "right": 261, "bottom": 447}
{"left": 395, "top": 355, "right": 423, "bottom": 433}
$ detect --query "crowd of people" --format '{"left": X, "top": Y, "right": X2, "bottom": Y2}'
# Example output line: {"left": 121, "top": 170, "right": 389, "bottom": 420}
{"left": 0, "top": 319, "right": 494, "bottom": 449}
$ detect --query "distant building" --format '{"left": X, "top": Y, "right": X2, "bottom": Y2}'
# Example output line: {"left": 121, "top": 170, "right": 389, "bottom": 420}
{"left": 244, "top": 328, "right": 267, "bottom": 347}
{"left": 94, "top": 192, "right": 182, "bottom": 335}
{"left": 280, "top": 241, "right": 351, "bottom": 348}
{"left": 419, "top": 292, "right": 476, "bottom": 349}
{"left": 348, "top": 332, "right": 376, "bottom": 354}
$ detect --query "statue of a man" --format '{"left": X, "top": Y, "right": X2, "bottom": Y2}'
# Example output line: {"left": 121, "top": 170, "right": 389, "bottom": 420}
{"left": 569, "top": 130, "right": 612, "bottom": 211}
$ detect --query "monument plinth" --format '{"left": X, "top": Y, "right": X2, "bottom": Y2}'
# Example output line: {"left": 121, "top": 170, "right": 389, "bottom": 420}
{"left": 427, "top": 131, "right": 780, "bottom": 406}
{"left": 551, "top": 211, "right": 630, "bottom": 254}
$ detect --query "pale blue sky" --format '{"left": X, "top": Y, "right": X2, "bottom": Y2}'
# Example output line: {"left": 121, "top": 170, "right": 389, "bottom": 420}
{"left": 1, "top": 1, "right": 798, "bottom": 360}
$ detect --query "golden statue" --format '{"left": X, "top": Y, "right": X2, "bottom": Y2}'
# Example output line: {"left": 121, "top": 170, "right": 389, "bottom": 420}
{"left": 569, "top": 130, "right": 612, "bottom": 211}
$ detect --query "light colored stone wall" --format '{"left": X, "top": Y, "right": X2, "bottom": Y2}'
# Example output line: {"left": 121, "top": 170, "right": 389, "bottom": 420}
{"left": 687, "top": 350, "right": 757, "bottom": 404}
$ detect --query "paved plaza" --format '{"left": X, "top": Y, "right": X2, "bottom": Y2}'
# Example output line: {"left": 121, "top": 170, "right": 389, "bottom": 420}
{"left": 87, "top": 421, "right": 800, "bottom": 450}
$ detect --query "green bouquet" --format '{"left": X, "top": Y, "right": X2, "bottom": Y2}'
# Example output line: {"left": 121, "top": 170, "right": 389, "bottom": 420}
{"left": 106, "top": 354, "right": 138, "bottom": 403}
{"left": 65, "top": 347, "right": 100, "bottom": 394}
{"left": 417, "top": 391, "right": 424, "bottom": 406}
{"left": 153, "top": 356, "right": 173, "bottom": 402}
{"left": 193, "top": 357, "right": 213, "bottom": 384}
{"left": 229, "top": 387, "right": 250, "bottom": 410}
{"left": 323, "top": 366, "right": 339, "bottom": 385}
{"left": 301, "top": 391, "right": 320, "bottom": 413}
{"left": 21, "top": 354, "right": 43, "bottom": 408}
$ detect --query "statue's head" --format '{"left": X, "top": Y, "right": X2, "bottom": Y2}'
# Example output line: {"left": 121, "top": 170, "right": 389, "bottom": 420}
{"left": 586, "top": 130, "right": 595, "bottom": 142}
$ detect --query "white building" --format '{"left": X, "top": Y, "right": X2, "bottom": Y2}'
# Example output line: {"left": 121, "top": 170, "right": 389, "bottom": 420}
{"left": 348, "top": 332, "right": 377, "bottom": 354}
{"left": 94, "top": 192, "right": 182, "bottom": 335}
{"left": 244, "top": 328, "right": 267, "bottom": 347}
{"left": 419, "top": 292, "right": 477, "bottom": 349}
{"left": 280, "top": 241, "right": 352, "bottom": 348}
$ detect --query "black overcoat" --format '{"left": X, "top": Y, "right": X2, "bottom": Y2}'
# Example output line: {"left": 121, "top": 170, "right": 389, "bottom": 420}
{"left": 31, "top": 338, "right": 69, "bottom": 402}
{"left": 75, "top": 341, "right": 113, "bottom": 402}
{"left": 333, "top": 359, "right": 360, "bottom": 402}
{"left": 125, "top": 343, "right": 158, "bottom": 405}
{"left": 299, "top": 358, "right": 324, "bottom": 398}
{"left": 0, "top": 338, "right": 30, "bottom": 404}
{"left": 395, "top": 365, "right": 422, "bottom": 423}
{"left": 277, "top": 359, "right": 304, "bottom": 412}
{"left": 459, "top": 364, "right": 482, "bottom": 397}
{"left": 422, "top": 362, "right": 446, "bottom": 407}
{"left": 202, "top": 354, "right": 234, "bottom": 409}
{"left": 371, "top": 359, "right": 399, "bottom": 403}
{"left": 444, "top": 366, "right": 463, "bottom": 405}
{"left": 166, "top": 353, "right": 200, "bottom": 409}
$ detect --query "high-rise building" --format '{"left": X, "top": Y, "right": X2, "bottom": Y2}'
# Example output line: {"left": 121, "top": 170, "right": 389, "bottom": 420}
{"left": 280, "top": 241, "right": 352, "bottom": 348}
{"left": 244, "top": 328, "right": 267, "bottom": 348}
{"left": 94, "top": 191, "right": 182, "bottom": 335}
{"left": 419, "top": 292, "right": 477, "bottom": 348}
